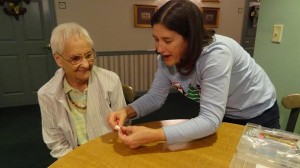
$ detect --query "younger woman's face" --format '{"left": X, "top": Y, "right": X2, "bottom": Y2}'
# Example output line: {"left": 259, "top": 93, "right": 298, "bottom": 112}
{"left": 152, "top": 24, "right": 187, "bottom": 67}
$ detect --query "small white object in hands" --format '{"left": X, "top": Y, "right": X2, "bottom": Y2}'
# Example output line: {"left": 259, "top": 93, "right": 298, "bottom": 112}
{"left": 114, "top": 125, "right": 121, "bottom": 131}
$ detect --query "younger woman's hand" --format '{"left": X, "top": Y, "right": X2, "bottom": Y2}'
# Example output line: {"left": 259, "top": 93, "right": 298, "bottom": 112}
{"left": 118, "top": 126, "right": 166, "bottom": 148}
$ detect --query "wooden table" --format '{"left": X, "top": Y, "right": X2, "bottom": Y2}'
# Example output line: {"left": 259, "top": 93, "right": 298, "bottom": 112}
{"left": 49, "top": 120, "right": 244, "bottom": 168}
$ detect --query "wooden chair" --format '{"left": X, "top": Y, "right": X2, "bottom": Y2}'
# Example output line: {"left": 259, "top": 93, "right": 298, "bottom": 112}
{"left": 281, "top": 94, "right": 300, "bottom": 132}
{"left": 122, "top": 85, "right": 135, "bottom": 104}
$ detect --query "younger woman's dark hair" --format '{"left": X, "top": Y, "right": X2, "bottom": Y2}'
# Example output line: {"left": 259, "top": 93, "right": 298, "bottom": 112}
{"left": 151, "top": 0, "right": 214, "bottom": 75}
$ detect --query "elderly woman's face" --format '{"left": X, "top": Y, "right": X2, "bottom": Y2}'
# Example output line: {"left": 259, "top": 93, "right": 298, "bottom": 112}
{"left": 55, "top": 38, "right": 94, "bottom": 85}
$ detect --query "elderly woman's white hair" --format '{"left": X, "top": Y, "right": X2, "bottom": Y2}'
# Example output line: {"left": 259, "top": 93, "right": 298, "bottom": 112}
{"left": 50, "top": 22, "right": 94, "bottom": 54}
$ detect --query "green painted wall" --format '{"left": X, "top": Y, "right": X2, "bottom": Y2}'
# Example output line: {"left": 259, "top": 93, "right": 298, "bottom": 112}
{"left": 254, "top": 0, "right": 300, "bottom": 133}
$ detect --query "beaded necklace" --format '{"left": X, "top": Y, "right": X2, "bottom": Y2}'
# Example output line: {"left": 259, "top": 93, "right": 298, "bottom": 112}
{"left": 66, "top": 92, "right": 87, "bottom": 110}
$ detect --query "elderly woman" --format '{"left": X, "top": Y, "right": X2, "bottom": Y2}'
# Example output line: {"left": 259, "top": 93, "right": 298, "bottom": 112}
{"left": 38, "top": 22, "right": 126, "bottom": 158}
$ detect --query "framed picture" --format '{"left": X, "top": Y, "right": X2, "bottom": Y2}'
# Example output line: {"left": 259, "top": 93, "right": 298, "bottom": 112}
{"left": 134, "top": 4, "right": 157, "bottom": 28}
{"left": 202, "top": 7, "right": 220, "bottom": 28}
{"left": 202, "top": 0, "right": 220, "bottom": 2}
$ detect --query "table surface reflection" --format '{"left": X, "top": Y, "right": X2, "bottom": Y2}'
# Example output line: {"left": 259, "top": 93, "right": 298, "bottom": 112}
{"left": 49, "top": 120, "right": 244, "bottom": 168}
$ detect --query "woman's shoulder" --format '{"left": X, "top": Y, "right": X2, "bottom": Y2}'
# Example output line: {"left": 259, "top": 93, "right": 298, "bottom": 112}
{"left": 38, "top": 68, "right": 64, "bottom": 95}
{"left": 92, "top": 66, "right": 120, "bottom": 80}
{"left": 202, "top": 34, "right": 240, "bottom": 54}
{"left": 214, "top": 34, "right": 240, "bottom": 47}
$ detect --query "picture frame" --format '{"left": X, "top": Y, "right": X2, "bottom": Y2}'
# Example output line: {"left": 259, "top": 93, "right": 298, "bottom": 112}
{"left": 202, "top": 7, "right": 220, "bottom": 28}
{"left": 134, "top": 4, "right": 157, "bottom": 28}
{"left": 202, "top": 0, "right": 220, "bottom": 2}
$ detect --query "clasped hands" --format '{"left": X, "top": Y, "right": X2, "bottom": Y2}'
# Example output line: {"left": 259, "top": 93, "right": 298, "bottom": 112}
{"left": 107, "top": 107, "right": 165, "bottom": 149}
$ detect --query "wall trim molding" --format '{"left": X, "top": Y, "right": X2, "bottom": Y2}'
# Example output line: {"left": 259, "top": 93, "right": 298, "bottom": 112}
{"left": 96, "top": 50, "right": 156, "bottom": 56}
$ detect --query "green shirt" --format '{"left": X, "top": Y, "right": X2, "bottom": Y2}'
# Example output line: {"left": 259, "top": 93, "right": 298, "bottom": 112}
{"left": 64, "top": 78, "right": 88, "bottom": 145}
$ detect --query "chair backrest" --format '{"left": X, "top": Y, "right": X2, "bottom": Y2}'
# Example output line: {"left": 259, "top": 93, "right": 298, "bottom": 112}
{"left": 281, "top": 94, "right": 300, "bottom": 132}
{"left": 122, "top": 85, "right": 135, "bottom": 104}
